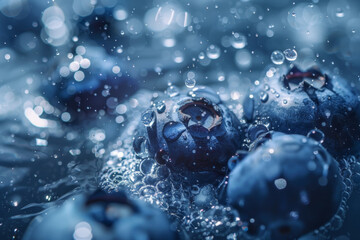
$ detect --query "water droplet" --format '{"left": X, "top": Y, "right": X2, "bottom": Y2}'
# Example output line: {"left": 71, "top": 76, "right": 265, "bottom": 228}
{"left": 283, "top": 49, "right": 297, "bottom": 61}
{"left": 139, "top": 185, "right": 156, "bottom": 197}
{"left": 140, "top": 158, "right": 154, "bottom": 175}
{"left": 163, "top": 121, "right": 186, "bottom": 142}
{"left": 155, "top": 101, "right": 166, "bottom": 113}
{"left": 155, "top": 149, "right": 169, "bottom": 165}
{"left": 230, "top": 33, "right": 247, "bottom": 49}
{"left": 185, "top": 78, "right": 196, "bottom": 88}
{"left": 35, "top": 138, "right": 48, "bottom": 147}
{"left": 307, "top": 129, "right": 325, "bottom": 144}
{"left": 274, "top": 178, "right": 287, "bottom": 190}
{"left": 248, "top": 124, "right": 268, "bottom": 141}
{"left": 173, "top": 51, "right": 184, "bottom": 63}
{"left": 133, "top": 136, "right": 148, "bottom": 154}
{"left": 166, "top": 85, "right": 180, "bottom": 97}
{"left": 335, "top": 8, "right": 344, "bottom": 18}
{"left": 141, "top": 109, "right": 156, "bottom": 127}
{"left": 282, "top": 99, "right": 288, "bottom": 104}
{"left": 235, "top": 49, "right": 251, "bottom": 68}
{"left": 324, "top": 109, "right": 331, "bottom": 118}
{"left": 206, "top": 45, "right": 221, "bottom": 60}
{"left": 155, "top": 165, "right": 170, "bottom": 179}
{"left": 260, "top": 92, "right": 269, "bottom": 102}
{"left": 156, "top": 181, "right": 172, "bottom": 193}
{"left": 271, "top": 50, "right": 285, "bottom": 65}
{"left": 198, "top": 52, "right": 205, "bottom": 60}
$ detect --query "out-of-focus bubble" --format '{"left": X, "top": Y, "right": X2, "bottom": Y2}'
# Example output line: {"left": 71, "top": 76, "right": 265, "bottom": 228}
{"left": 175, "top": 11, "right": 191, "bottom": 27}
{"left": 335, "top": 8, "right": 345, "bottom": 18}
{"left": 206, "top": 45, "right": 221, "bottom": 60}
{"left": 16, "top": 32, "right": 37, "bottom": 52}
{"left": 235, "top": 49, "right": 251, "bottom": 69}
{"left": 162, "top": 38, "right": 176, "bottom": 48}
{"left": 144, "top": 4, "right": 185, "bottom": 33}
{"left": 73, "top": 0, "right": 95, "bottom": 17}
{"left": 41, "top": 6, "right": 69, "bottom": 46}
{"left": 112, "top": 65, "right": 120, "bottom": 74}
{"left": 173, "top": 51, "right": 184, "bottom": 63}
{"left": 101, "top": 0, "right": 117, "bottom": 8}
{"left": 231, "top": 33, "right": 247, "bottom": 49}
{"left": 0, "top": 48, "right": 16, "bottom": 63}
{"left": 198, "top": 52, "right": 205, "bottom": 60}
{"left": 113, "top": 7, "right": 128, "bottom": 21}
{"left": 287, "top": 4, "right": 325, "bottom": 44}
{"left": 271, "top": 50, "right": 285, "bottom": 65}
{"left": 127, "top": 18, "right": 143, "bottom": 35}
{"left": 74, "top": 71, "right": 85, "bottom": 82}
{"left": 0, "top": 0, "right": 26, "bottom": 17}
{"left": 220, "top": 36, "right": 231, "bottom": 48}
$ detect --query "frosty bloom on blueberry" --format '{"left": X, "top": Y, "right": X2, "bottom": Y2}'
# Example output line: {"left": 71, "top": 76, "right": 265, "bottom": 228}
{"left": 227, "top": 132, "right": 344, "bottom": 239}
{"left": 243, "top": 65, "right": 360, "bottom": 156}
{"left": 135, "top": 86, "right": 244, "bottom": 180}
{"left": 23, "top": 190, "right": 176, "bottom": 240}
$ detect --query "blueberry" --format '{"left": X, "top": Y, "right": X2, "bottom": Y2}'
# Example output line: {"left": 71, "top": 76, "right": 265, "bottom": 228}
{"left": 42, "top": 45, "right": 138, "bottom": 118}
{"left": 227, "top": 132, "right": 344, "bottom": 239}
{"left": 23, "top": 189, "right": 176, "bottom": 240}
{"left": 243, "top": 65, "right": 360, "bottom": 156}
{"left": 135, "top": 86, "right": 244, "bottom": 180}
{"left": 77, "top": 6, "right": 128, "bottom": 54}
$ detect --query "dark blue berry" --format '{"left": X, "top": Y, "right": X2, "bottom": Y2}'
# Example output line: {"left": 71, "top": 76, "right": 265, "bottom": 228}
{"left": 243, "top": 65, "right": 360, "bottom": 156}
{"left": 135, "top": 86, "right": 244, "bottom": 180}
{"left": 42, "top": 46, "right": 138, "bottom": 118}
{"left": 227, "top": 132, "right": 344, "bottom": 239}
{"left": 77, "top": 6, "right": 129, "bottom": 54}
{"left": 23, "top": 189, "right": 176, "bottom": 240}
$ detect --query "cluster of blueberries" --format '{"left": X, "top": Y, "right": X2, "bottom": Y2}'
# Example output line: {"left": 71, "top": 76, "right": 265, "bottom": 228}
{"left": 24, "top": 64, "right": 360, "bottom": 240}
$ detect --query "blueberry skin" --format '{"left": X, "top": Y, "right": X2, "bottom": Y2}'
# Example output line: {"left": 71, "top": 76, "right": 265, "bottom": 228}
{"left": 227, "top": 132, "right": 344, "bottom": 239}
{"left": 23, "top": 190, "right": 176, "bottom": 240}
{"left": 243, "top": 65, "right": 360, "bottom": 156}
{"left": 42, "top": 46, "right": 138, "bottom": 117}
{"left": 136, "top": 86, "right": 244, "bottom": 179}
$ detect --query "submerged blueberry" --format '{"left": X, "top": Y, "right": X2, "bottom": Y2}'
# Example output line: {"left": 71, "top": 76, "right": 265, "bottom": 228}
{"left": 23, "top": 189, "right": 176, "bottom": 240}
{"left": 77, "top": 7, "right": 129, "bottom": 54}
{"left": 42, "top": 46, "right": 138, "bottom": 118}
{"left": 243, "top": 65, "right": 360, "bottom": 156}
{"left": 135, "top": 86, "right": 244, "bottom": 179}
{"left": 227, "top": 132, "right": 344, "bottom": 239}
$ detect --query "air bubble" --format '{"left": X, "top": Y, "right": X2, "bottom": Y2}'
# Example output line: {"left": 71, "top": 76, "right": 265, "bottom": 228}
{"left": 166, "top": 86, "right": 180, "bottom": 97}
{"left": 307, "top": 129, "right": 325, "bottom": 144}
{"left": 206, "top": 45, "right": 221, "bottom": 60}
{"left": 185, "top": 78, "right": 196, "bottom": 88}
{"left": 271, "top": 50, "right": 285, "bottom": 65}
{"left": 283, "top": 49, "right": 298, "bottom": 61}
{"left": 335, "top": 8, "right": 344, "bottom": 18}
{"left": 230, "top": 33, "right": 247, "bottom": 49}
{"left": 198, "top": 52, "right": 205, "bottom": 60}
{"left": 141, "top": 109, "right": 156, "bottom": 127}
